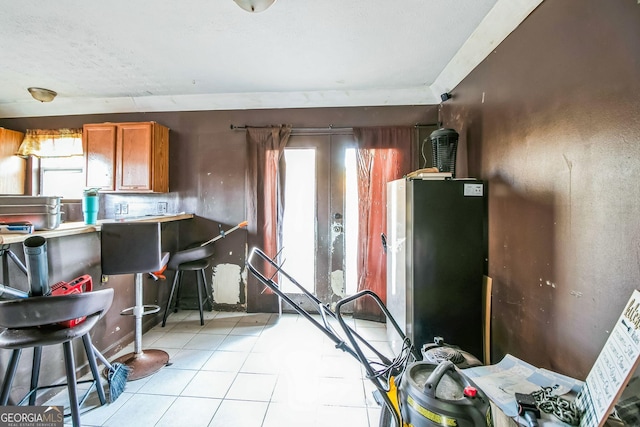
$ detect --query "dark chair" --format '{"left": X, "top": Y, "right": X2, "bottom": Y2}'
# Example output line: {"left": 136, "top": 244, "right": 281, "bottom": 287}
{"left": 100, "top": 222, "right": 170, "bottom": 381}
{"left": 0, "top": 288, "right": 114, "bottom": 427}
{"left": 162, "top": 241, "right": 215, "bottom": 327}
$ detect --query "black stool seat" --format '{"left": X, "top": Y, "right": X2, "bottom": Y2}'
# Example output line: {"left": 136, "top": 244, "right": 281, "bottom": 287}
{"left": 162, "top": 240, "right": 215, "bottom": 327}
{"left": 0, "top": 289, "right": 114, "bottom": 427}
{"left": 0, "top": 313, "right": 101, "bottom": 348}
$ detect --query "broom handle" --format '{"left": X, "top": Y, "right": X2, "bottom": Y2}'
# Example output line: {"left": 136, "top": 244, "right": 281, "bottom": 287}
{"left": 91, "top": 343, "right": 114, "bottom": 371}
{"left": 200, "top": 221, "right": 248, "bottom": 247}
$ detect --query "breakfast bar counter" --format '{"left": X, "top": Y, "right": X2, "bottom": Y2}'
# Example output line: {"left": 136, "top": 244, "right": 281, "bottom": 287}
{"left": 0, "top": 213, "right": 194, "bottom": 244}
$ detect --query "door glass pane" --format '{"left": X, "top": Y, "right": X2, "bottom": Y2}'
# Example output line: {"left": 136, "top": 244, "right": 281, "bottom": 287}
{"left": 344, "top": 148, "right": 358, "bottom": 295}
{"left": 281, "top": 149, "right": 316, "bottom": 293}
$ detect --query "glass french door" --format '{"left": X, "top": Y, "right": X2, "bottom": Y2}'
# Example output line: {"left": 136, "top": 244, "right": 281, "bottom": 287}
{"left": 280, "top": 134, "right": 358, "bottom": 311}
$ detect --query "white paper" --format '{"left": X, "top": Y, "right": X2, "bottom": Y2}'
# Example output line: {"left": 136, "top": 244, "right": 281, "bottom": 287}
{"left": 464, "top": 354, "right": 583, "bottom": 423}
{"left": 577, "top": 289, "right": 640, "bottom": 427}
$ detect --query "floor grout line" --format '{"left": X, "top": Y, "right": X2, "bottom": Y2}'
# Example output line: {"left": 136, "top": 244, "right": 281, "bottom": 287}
{"left": 49, "top": 310, "right": 383, "bottom": 427}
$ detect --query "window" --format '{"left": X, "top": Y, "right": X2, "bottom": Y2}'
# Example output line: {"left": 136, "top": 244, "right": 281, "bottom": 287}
{"left": 40, "top": 156, "right": 85, "bottom": 199}
{"left": 16, "top": 128, "right": 84, "bottom": 199}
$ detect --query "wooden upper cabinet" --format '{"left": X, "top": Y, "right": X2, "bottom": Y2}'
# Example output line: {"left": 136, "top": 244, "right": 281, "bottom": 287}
{"left": 83, "top": 122, "right": 169, "bottom": 193}
{"left": 0, "top": 128, "right": 26, "bottom": 195}
{"left": 84, "top": 124, "right": 117, "bottom": 191}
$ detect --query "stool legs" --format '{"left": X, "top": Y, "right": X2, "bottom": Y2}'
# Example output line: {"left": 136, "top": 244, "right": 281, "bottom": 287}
{"left": 62, "top": 340, "right": 81, "bottom": 427}
{"left": 196, "top": 269, "right": 204, "bottom": 326}
{"left": 162, "top": 268, "right": 212, "bottom": 327}
{"left": 111, "top": 273, "right": 169, "bottom": 381}
{"left": 174, "top": 271, "right": 183, "bottom": 312}
{"left": 1, "top": 341, "right": 106, "bottom": 426}
{"left": 200, "top": 268, "right": 213, "bottom": 312}
{"left": 0, "top": 349, "right": 22, "bottom": 405}
{"left": 134, "top": 273, "right": 143, "bottom": 355}
{"left": 162, "top": 270, "right": 182, "bottom": 327}
{"left": 29, "top": 346, "right": 42, "bottom": 405}
{"left": 29, "top": 339, "right": 105, "bottom": 409}
{"left": 82, "top": 334, "right": 106, "bottom": 405}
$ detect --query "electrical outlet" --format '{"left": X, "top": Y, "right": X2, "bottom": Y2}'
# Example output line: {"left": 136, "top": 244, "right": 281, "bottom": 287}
{"left": 101, "top": 275, "right": 108, "bottom": 283}
{"left": 157, "top": 202, "right": 168, "bottom": 215}
{"left": 121, "top": 203, "right": 129, "bottom": 214}
{"left": 114, "top": 203, "right": 121, "bottom": 215}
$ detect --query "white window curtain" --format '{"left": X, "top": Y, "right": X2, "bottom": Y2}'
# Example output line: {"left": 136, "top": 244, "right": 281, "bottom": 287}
{"left": 16, "top": 128, "right": 83, "bottom": 158}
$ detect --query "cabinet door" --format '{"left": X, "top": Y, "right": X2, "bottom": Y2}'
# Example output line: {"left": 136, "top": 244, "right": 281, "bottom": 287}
{"left": 84, "top": 124, "right": 117, "bottom": 190}
{"left": 116, "top": 123, "right": 153, "bottom": 191}
{"left": 0, "top": 128, "right": 26, "bottom": 194}
{"left": 0, "top": 128, "right": 27, "bottom": 195}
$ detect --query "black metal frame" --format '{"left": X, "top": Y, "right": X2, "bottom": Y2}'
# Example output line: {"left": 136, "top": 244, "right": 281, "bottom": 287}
{"left": 246, "top": 247, "right": 420, "bottom": 427}
{"left": 1, "top": 244, "right": 28, "bottom": 286}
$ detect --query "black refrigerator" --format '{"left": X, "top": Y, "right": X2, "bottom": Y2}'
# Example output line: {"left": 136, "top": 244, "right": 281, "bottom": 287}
{"left": 386, "top": 177, "right": 487, "bottom": 361}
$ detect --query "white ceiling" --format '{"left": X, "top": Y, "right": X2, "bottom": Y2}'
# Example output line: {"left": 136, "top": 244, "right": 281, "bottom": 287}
{"left": 0, "top": 0, "right": 542, "bottom": 119}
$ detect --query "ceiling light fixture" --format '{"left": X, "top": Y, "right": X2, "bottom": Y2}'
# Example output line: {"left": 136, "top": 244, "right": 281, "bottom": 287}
{"left": 233, "top": 0, "right": 276, "bottom": 13}
{"left": 28, "top": 87, "right": 57, "bottom": 102}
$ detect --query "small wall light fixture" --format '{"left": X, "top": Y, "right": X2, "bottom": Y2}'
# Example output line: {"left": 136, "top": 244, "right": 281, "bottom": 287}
{"left": 233, "top": 0, "right": 276, "bottom": 13}
{"left": 28, "top": 87, "right": 57, "bottom": 103}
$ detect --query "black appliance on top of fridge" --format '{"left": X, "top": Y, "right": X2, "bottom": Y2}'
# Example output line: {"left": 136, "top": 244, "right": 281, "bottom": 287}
{"left": 386, "top": 177, "right": 487, "bottom": 362}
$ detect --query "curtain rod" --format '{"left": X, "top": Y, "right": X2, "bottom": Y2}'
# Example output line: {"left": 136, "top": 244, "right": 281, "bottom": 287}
{"left": 230, "top": 124, "right": 352, "bottom": 134}
{"left": 230, "top": 123, "right": 438, "bottom": 133}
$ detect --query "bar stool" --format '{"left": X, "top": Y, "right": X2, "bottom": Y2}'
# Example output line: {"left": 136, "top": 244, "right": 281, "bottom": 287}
{"left": 162, "top": 240, "right": 215, "bottom": 327}
{"left": 100, "top": 222, "right": 170, "bottom": 381}
{"left": 0, "top": 288, "right": 114, "bottom": 427}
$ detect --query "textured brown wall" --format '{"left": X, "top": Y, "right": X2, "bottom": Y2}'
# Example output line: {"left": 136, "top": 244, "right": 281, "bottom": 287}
{"left": 0, "top": 106, "right": 435, "bottom": 399}
{"left": 441, "top": 0, "right": 640, "bottom": 379}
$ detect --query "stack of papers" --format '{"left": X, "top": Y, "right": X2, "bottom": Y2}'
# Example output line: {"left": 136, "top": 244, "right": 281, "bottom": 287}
{"left": 464, "top": 354, "right": 583, "bottom": 423}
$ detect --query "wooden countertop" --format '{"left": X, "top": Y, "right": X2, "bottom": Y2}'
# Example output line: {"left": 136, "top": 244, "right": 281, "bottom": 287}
{"left": 0, "top": 213, "right": 194, "bottom": 244}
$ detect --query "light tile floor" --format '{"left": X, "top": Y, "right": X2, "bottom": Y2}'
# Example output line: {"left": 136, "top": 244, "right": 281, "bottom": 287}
{"left": 49, "top": 309, "right": 393, "bottom": 427}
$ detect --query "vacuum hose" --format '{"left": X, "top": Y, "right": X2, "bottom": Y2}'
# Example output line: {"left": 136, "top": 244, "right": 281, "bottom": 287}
{"left": 23, "top": 236, "right": 50, "bottom": 296}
